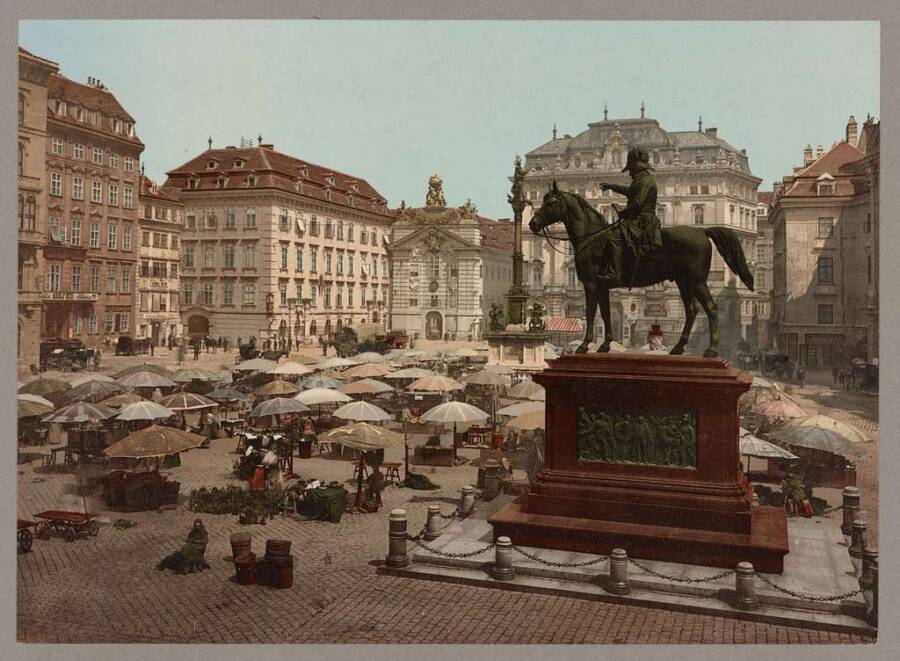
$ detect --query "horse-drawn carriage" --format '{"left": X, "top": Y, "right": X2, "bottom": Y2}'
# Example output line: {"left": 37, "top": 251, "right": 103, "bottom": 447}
{"left": 115, "top": 335, "right": 152, "bottom": 356}
{"left": 39, "top": 339, "right": 93, "bottom": 372}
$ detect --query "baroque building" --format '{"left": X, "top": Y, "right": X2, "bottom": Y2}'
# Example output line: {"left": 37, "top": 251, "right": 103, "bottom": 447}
{"left": 137, "top": 173, "right": 184, "bottom": 346}
{"left": 18, "top": 48, "right": 58, "bottom": 370}
{"left": 387, "top": 191, "right": 514, "bottom": 340}
{"left": 162, "top": 141, "right": 393, "bottom": 344}
{"left": 521, "top": 110, "right": 763, "bottom": 357}
{"left": 42, "top": 68, "right": 144, "bottom": 347}
{"left": 771, "top": 115, "right": 879, "bottom": 367}
{"left": 751, "top": 191, "right": 775, "bottom": 350}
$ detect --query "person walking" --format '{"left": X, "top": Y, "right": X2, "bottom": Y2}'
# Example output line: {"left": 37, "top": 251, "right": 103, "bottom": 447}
{"left": 193, "top": 339, "right": 201, "bottom": 361}
{"left": 796, "top": 364, "right": 805, "bottom": 388}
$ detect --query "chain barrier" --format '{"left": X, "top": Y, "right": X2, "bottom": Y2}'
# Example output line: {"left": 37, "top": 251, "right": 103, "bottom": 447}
{"left": 511, "top": 545, "right": 609, "bottom": 568}
{"left": 756, "top": 573, "right": 863, "bottom": 603}
{"left": 438, "top": 507, "right": 460, "bottom": 520}
{"left": 628, "top": 558, "right": 736, "bottom": 584}
{"left": 409, "top": 537, "right": 496, "bottom": 559}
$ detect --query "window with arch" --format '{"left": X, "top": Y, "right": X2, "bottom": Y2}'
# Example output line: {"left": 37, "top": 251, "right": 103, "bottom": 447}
{"left": 25, "top": 196, "right": 36, "bottom": 231}
{"left": 18, "top": 195, "right": 24, "bottom": 229}
{"left": 692, "top": 205, "right": 705, "bottom": 225}
{"left": 611, "top": 151, "right": 621, "bottom": 168}
{"left": 533, "top": 266, "right": 543, "bottom": 287}
{"left": 568, "top": 267, "right": 576, "bottom": 287}
{"left": 428, "top": 253, "right": 440, "bottom": 279}
{"left": 18, "top": 143, "right": 24, "bottom": 175}
{"left": 18, "top": 94, "right": 25, "bottom": 126}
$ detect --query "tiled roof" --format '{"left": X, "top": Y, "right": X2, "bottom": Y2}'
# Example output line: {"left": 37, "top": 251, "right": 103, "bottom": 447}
{"left": 18, "top": 46, "right": 59, "bottom": 67}
{"left": 48, "top": 73, "right": 136, "bottom": 123}
{"left": 757, "top": 191, "right": 774, "bottom": 205}
{"left": 163, "top": 145, "right": 391, "bottom": 217}
{"left": 478, "top": 218, "right": 515, "bottom": 251}
{"left": 139, "top": 175, "right": 181, "bottom": 204}
{"left": 780, "top": 141, "right": 863, "bottom": 199}
{"left": 791, "top": 141, "right": 863, "bottom": 179}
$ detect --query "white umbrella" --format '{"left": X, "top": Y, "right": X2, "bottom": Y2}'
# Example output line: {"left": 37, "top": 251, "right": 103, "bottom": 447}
{"left": 497, "top": 400, "right": 545, "bottom": 417}
{"left": 508, "top": 409, "right": 546, "bottom": 432}
{"left": 484, "top": 363, "right": 516, "bottom": 375}
{"left": 69, "top": 373, "right": 115, "bottom": 387}
{"left": 384, "top": 367, "right": 435, "bottom": 380}
{"left": 333, "top": 400, "right": 392, "bottom": 422}
{"left": 421, "top": 401, "right": 489, "bottom": 424}
{"left": 408, "top": 374, "right": 465, "bottom": 393}
{"left": 117, "top": 401, "right": 176, "bottom": 422}
{"left": 508, "top": 379, "right": 544, "bottom": 400}
{"left": 752, "top": 376, "right": 775, "bottom": 389}
{"left": 294, "top": 388, "right": 353, "bottom": 406}
{"left": 301, "top": 374, "right": 343, "bottom": 389}
{"left": 320, "top": 357, "right": 358, "bottom": 369}
{"left": 18, "top": 393, "right": 55, "bottom": 408}
{"left": 767, "top": 415, "right": 869, "bottom": 459}
{"left": 739, "top": 428, "right": 798, "bottom": 460}
{"left": 250, "top": 397, "right": 310, "bottom": 419}
{"left": 269, "top": 361, "right": 314, "bottom": 376}
{"left": 338, "top": 379, "right": 395, "bottom": 395}
{"left": 235, "top": 358, "right": 278, "bottom": 372}
{"left": 463, "top": 370, "right": 511, "bottom": 387}
{"left": 117, "top": 371, "right": 176, "bottom": 389}
{"left": 354, "top": 351, "right": 387, "bottom": 364}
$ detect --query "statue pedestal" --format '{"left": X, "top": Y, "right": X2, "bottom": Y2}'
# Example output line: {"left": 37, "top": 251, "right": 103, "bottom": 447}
{"left": 489, "top": 353, "right": 789, "bottom": 573}
{"left": 484, "top": 329, "right": 548, "bottom": 372}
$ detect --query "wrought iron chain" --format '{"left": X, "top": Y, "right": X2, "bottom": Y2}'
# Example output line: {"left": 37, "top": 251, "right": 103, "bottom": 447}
{"left": 756, "top": 573, "right": 863, "bottom": 602}
{"left": 438, "top": 507, "right": 460, "bottom": 520}
{"left": 511, "top": 545, "right": 608, "bottom": 568}
{"left": 629, "top": 558, "right": 735, "bottom": 584}
{"left": 405, "top": 526, "right": 428, "bottom": 542}
{"left": 410, "top": 538, "right": 496, "bottom": 559}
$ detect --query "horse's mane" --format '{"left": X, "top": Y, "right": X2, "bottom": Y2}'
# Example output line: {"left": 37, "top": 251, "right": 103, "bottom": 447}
{"left": 566, "top": 191, "right": 608, "bottom": 227}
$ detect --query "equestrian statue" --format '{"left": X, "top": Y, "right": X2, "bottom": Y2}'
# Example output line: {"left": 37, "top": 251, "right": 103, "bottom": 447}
{"left": 528, "top": 146, "right": 753, "bottom": 358}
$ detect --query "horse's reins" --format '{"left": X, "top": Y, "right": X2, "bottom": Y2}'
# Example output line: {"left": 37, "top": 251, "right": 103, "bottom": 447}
{"left": 535, "top": 214, "right": 623, "bottom": 258}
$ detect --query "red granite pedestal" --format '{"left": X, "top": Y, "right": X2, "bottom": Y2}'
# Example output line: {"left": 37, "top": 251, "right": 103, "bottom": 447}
{"left": 489, "top": 353, "right": 789, "bottom": 573}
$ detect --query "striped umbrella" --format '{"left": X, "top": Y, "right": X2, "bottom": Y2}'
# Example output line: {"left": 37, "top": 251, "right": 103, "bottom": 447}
{"left": 114, "top": 363, "right": 173, "bottom": 379}
{"left": 61, "top": 379, "right": 124, "bottom": 405}
{"left": 117, "top": 370, "right": 176, "bottom": 389}
{"left": 117, "top": 401, "right": 176, "bottom": 422}
{"left": 70, "top": 373, "right": 115, "bottom": 387}
{"left": 42, "top": 402, "right": 117, "bottom": 424}
{"left": 158, "top": 392, "right": 218, "bottom": 411}
{"left": 420, "top": 401, "right": 489, "bottom": 424}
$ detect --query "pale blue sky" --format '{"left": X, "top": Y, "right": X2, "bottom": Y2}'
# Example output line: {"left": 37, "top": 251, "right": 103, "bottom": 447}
{"left": 20, "top": 20, "right": 879, "bottom": 218}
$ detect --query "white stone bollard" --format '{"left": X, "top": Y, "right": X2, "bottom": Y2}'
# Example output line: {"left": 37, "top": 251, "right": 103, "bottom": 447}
{"left": 849, "top": 519, "right": 867, "bottom": 575}
{"left": 841, "top": 486, "right": 860, "bottom": 538}
{"left": 607, "top": 548, "right": 631, "bottom": 595}
{"left": 424, "top": 504, "right": 442, "bottom": 541}
{"left": 734, "top": 561, "right": 759, "bottom": 610}
{"left": 489, "top": 536, "right": 515, "bottom": 581}
{"left": 460, "top": 485, "right": 476, "bottom": 517}
{"left": 385, "top": 509, "right": 410, "bottom": 568}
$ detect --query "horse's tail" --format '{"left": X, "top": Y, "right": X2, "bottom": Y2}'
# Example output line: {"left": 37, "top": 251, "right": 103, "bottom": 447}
{"left": 704, "top": 227, "right": 754, "bottom": 291}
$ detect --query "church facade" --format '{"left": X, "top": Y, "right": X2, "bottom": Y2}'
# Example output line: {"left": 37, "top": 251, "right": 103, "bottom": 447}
{"left": 521, "top": 109, "right": 765, "bottom": 357}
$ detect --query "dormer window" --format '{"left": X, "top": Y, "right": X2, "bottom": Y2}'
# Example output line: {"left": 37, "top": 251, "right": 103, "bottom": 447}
{"left": 126, "top": 123, "right": 134, "bottom": 137}
{"left": 188, "top": 177, "right": 199, "bottom": 190}
{"left": 217, "top": 176, "right": 227, "bottom": 189}
{"left": 75, "top": 107, "right": 84, "bottom": 122}
{"left": 55, "top": 100, "right": 67, "bottom": 116}
{"left": 247, "top": 173, "right": 257, "bottom": 188}
{"left": 207, "top": 159, "right": 217, "bottom": 170}
{"left": 113, "top": 119, "right": 123, "bottom": 133}
{"left": 325, "top": 174, "right": 335, "bottom": 187}
{"left": 816, "top": 173, "right": 835, "bottom": 196}
{"left": 234, "top": 158, "right": 245, "bottom": 168}
{"left": 300, "top": 166, "right": 309, "bottom": 178}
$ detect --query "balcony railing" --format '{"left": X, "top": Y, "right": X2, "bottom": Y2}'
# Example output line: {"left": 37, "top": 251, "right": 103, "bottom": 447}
{"left": 40, "top": 291, "right": 99, "bottom": 302}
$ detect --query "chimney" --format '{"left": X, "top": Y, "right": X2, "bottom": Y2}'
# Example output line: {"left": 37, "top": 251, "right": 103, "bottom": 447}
{"left": 803, "top": 144, "right": 814, "bottom": 165}
{"left": 846, "top": 115, "right": 858, "bottom": 145}
{"left": 816, "top": 144, "right": 824, "bottom": 159}
{"left": 773, "top": 182, "right": 783, "bottom": 196}
{"left": 261, "top": 143, "right": 274, "bottom": 150}
{"left": 705, "top": 127, "right": 718, "bottom": 139}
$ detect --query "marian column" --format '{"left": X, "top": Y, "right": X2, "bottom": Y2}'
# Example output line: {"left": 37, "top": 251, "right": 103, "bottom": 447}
{"left": 506, "top": 156, "right": 529, "bottom": 328}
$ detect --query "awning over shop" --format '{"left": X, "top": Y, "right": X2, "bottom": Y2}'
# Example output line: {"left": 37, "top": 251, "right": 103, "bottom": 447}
{"left": 546, "top": 317, "right": 583, "bottom": 333}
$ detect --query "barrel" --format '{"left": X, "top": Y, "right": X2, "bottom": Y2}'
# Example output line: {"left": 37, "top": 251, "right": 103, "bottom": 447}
{"left": 234, "top": 551, "right": 256, "bottom": 585}
{"left": 297, "top": 440, "right": 313, "bottom": 459}
{"left": 265, "top": 538, "right": 291, "bottom": 560}
{"left": 230, "top": 532, "right": 252, "bottom": 559}
{"left": 271, "top": 555, "right": 294, "bottom": 589}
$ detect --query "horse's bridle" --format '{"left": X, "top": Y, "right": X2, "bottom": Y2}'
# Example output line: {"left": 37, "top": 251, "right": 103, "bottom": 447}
{"left": 531, "top": 202, "right": 622, "bottom": 258}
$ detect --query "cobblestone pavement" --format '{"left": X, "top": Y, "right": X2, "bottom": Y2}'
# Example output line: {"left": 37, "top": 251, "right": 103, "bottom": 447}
{"left": 16, "top": 350, "right": 876, "bottom": 644}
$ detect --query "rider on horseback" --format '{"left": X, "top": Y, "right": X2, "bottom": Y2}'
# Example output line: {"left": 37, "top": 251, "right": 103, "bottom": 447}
{"left": 598, "top": 147, "right": 663, "bottom": 285}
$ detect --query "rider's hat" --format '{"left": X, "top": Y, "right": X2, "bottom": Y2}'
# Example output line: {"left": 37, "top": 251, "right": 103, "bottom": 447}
{"left": 622, "top": 146, "right": 653, "bottom": 172}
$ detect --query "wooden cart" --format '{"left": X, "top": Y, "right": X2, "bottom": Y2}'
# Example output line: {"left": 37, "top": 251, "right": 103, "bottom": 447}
{"left": 17, "top": 519, "right": 37, "bottom": 553}
{"left": 34, "top": 510, "right": 99, "bottom": 542}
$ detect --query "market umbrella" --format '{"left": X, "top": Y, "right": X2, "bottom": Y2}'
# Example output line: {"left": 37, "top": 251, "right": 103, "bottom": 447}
{"left": 322, "top": 422, "right": 405, "bottom": 508}
{"left": 453, "top": 347, "right": 482, "bottom": 358}
{"left": 101, "top": 391, "right": 145, "bottom": 409}
{"left": 104, "top": 425, "right": 205, "bottom": 461}
{"left": 117, "top": 401, "right": 176, "bottom": 422}
{"left": 739, "top": 427, "right": 798, "bottom": 461}
{"left": 322, "top": 368, "right": 350, "bottom": 381}
{"left": 294, "top": 387, "right": 353, "bottom": 406}
{"left": 42, "top": 402, "right": 117, "bottom": 424}
{"left": 344, "top": 363, "right": 391, "bottom": 379}
{"left": 250, "top": 397, "right": 310, "bottom": 419}
{"left": 463, "top": 370, "right": 511, "bottom": 387}
{"left": 254, "top": 379, "right": 300, "bottom": 397}
{"left": 766, "top": 415, "right": 869, "bottom": 459}
{"left": 508, "top": 409, "right": 546, "bottom": 432}
{"left": 234, "top": 357, "right": 278, "bottom": 373}
{"left": 333, "top": 400, "right": 392, "bottom": 422}
{"left": 269, "top": 361, "right": 314, "bottom": 376}
{"left": 172, "top": 368, "right": 221, "bottom": 383}
{"left": 287, "top": 354, "right": 320, "bottom": 366}
{"left": 384, "top": 368, "right": 435, "bottom": 381}
{"left": 354, "top": 351, "right": 387, "bottom": 364}
{"left": 484, "top": 363, "right": 516, "bottom": 375}
{"left": 408, "top": 374, "right": 464, "bottom": 393}
{"left": 753, "top": 396, "right": 806, "bottom": 421}
{"left": 508, "top": 379, "right": 545, "bottom": 400}
{"left": 19, "top": 377, "right": 70, "bottom": 397}
{"left": 320, "top": 357, "right": 358, "bottom": 369}
{"left": 497, "top": 400, "right": 545, "bottom": 417}
{"left": 18, "top": 393, "right": 55, "bottom": 408}
{"left": 158, "top": 392, "right": 218, "bottom": 412}
{"left": 61, "top": 379, "right": 124, "bottom": 405}
{"left": 752, "top": 376, "right": 775, "bottom": 389}
{"left": 421, "top": 401, "right": 490, "bottom": 463}
{"left": 69, "top": 373, "right": 115, "bottom": 387}
{"left": 338, "top": 379, "right": 394, "bottom": 396}
{"left": 206, "top": 388, "right": 249, "bottom": 403}
{"left": 117, "top": 371, "right": 176, "bottom": 389}
{"left": 301, "top": 374, "right": 343, "bottom": 390}
{"left": 18, "top": 398, "right": 54, "bottom": 419}
{"left": 114, "top": 363, "right": 173, "bottom": 379}
{"left": 527, "top": 388, "right": 546, "bottom": 402}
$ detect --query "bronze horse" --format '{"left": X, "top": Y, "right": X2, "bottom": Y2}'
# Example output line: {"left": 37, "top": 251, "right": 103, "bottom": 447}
{"left": 529, "top": 183, "right": 754, "bottom": 357}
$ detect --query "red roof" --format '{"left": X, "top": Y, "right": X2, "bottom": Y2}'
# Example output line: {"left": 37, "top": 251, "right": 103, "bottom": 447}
{"left": 18, "top": 46, "right": 59, "bottom": 67}
{"left": 546, "top": 317, "right": 583, "bottom": 333}
{"left": 478, "top": 218, "right": 515, "bottom": 251}
{"left": 139, "top": 175, "right": 182, "bottom": 205}
{"left": 792, "top": 141, "right": 863, "bottom": 179}
{"left": 48, "top": 73, "right": 136, "bottom": 124}
{"left": 779, "top": 141, "right": 864, "bottom": 199}
{"left": 757, "top": 191, "right": 774, "bottom": 206}
{"left": 163, "top": 145, "right": 391, "bottom": 217}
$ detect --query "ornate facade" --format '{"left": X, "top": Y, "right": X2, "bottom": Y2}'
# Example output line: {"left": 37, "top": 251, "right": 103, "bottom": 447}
{"left": 388, "top": 189, "right": 514, "bottom": 340}
{"left": 137, "top": 174, "right": 184, "bottom": 345}
{"left": 163, "top": 141, "right": 393, "bottom": 344}
{"left": 18, "top": 48, "right": 58, "bottom": 369}
{"left": 771, "top": 115, "right": 879, "bottom": 366}
{"left": 521, "top": 111, "right": 763, "bottom": 357}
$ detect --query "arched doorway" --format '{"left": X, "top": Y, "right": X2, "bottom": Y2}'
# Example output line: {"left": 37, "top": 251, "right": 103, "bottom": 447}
{"left": 425, "top": 311, "right": 443, "bottom": 340}
{"left": 309, "top": 320, "right": 317, "bottom": 337}
{"left": 187, "top": 315, "right": 209, "bottom": 338}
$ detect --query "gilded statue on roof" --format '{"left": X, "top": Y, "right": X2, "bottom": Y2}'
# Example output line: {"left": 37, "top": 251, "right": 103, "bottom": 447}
{"left": 426, "top": 174, "right": 446, "bottom": 207}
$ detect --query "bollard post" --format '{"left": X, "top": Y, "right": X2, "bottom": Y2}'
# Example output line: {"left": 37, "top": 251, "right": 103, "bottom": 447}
{"left": 869, "top": 559, "right": 879, "bottom": 626}
{"left": 859, "top": 546, "right": 877, "bottom": 614}
{"left": 841, "top": 486, "right": 860, "bottom": 538}
{"left": 849, "top": 519, "right": 867, "bottom": 576}
{"left": 607, "top": 548, "right": 630, "bottom": 595}
{"left": 734, "top": 562, "right": 760, "bottom": 611}
{"left": 460, "top": 486, "right": 476, "bottom": 517}
{"left": 424, "top": 504, "right": 442, "bottom": 541}
{"left": 385, "top": 509, "right": 410, "bottom": 568}
{"left": 489, "top": 536, "right": 515, "bottom": 581}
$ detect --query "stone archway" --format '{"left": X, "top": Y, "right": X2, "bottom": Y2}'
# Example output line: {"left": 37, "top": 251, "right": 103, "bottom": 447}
{"left": 425, "top": 311, "right": 443, "bottom": 340}
{"left": 187, "top": 314, "right": 209, "bottom": 338}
